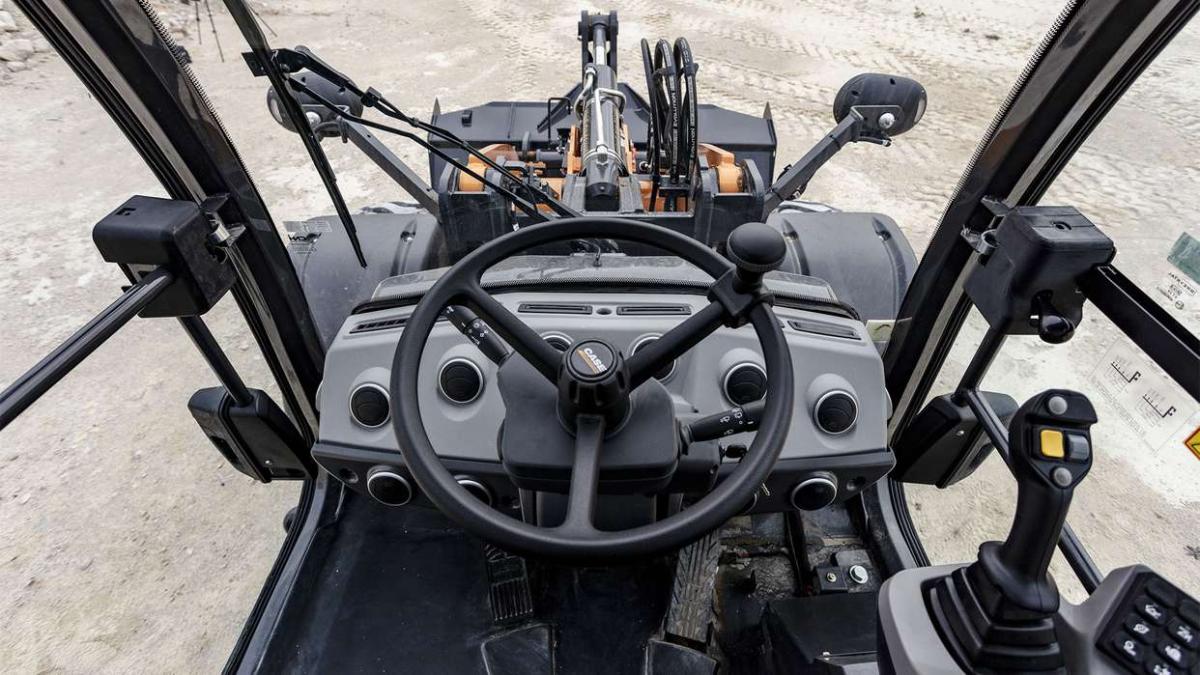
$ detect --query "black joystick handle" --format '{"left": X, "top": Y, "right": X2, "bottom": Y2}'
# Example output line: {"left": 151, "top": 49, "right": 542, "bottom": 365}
{"left": 988, "top": 389, "right": 1097, "bottom": 613}
{"left": 927, "top": 389, "right": 1097, "bottom": 673}
{"left": 726, "top": 222, "right": 787, "bottom": 293}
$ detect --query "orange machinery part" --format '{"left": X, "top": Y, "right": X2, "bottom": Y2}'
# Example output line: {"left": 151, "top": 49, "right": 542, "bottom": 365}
{"left": 455, "top": 135, "right": 745, "bottom": 214}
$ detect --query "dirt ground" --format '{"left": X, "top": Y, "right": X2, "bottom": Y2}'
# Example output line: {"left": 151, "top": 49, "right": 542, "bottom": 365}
{"left": 1, "top": 1, "right": 1196, "bottom": 672}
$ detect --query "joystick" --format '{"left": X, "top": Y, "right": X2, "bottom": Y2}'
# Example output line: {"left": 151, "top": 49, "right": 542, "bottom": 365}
{"left": 927, "top": 389, "right": 1097, "bottom": 673}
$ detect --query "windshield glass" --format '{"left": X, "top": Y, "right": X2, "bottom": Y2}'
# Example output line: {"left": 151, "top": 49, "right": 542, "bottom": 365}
{"left": 906, "top": 20, "right": 1200, "bottom": 600}
{"left": 181, "top": 1, "right": 1064, "bottom": 255}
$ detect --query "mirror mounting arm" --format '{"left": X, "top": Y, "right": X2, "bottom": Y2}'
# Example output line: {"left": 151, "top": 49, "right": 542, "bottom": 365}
{"left": 761, "top": 106, "right": 892, "bottom": 217}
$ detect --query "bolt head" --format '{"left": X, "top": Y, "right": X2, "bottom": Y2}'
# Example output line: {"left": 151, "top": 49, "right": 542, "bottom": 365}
{"left": 878, "top": 112, "right": 896, "bottom": 130}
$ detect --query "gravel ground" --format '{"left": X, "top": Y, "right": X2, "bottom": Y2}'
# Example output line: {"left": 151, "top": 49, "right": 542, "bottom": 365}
{"left": 1, "top": 1, "right": 1196, "bottom": 671}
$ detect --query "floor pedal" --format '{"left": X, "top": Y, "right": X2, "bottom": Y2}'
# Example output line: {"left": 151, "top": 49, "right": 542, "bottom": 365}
{"left": 665, "top": 531, "right": 722, "bottom": 646}
{"left": 482, "top": 623, "right": 554, "bottom": 674}
{"left": 486, "top": 545, "right": 534, "bottom": 624}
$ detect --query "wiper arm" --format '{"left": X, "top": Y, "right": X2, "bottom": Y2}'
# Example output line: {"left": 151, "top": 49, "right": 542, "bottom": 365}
{"left": 270, "top": 47, "right": 581, "bottom": 219}
{"left": 369, "top": 92, "right": 580, "bottom": 219}
{"left": 289, "top": 78, "right": 548, "bottom": 223}
{"left": 223, "top": 1, "right": 367, "bottom": 267}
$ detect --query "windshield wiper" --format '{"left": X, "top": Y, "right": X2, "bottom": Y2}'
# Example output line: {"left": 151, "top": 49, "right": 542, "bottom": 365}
{"left": 288, "top": 77, "right": 548, "bottom": 222}
{"left": 265, "top": 46, "right": 581, "bottom": 220}
{"left": 222, "top": 0, "right": 367, "bottom": 267}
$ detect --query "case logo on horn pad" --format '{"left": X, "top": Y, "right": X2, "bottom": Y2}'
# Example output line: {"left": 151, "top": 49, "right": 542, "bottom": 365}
{"left": 570, "top": 341, "right": 615, "bottom": 378}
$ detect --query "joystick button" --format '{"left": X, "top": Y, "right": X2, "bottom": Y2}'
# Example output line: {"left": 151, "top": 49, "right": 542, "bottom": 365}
{"left": 1113, "top": 632, "right": 1145, "bottom": 664}
{"left": 1156, "top": 639, "right": 1189, "bottom": 668}
{"left": 1066, "top": 433, "right": 1091, "bottom": 462}
{"left": 1039, "top": 428, "right": 1065, "bottom": 459}
{"left": 1166, "top": 619, "right": 1196, "bottom": 649}
{"left": 1138, "top": 596, "right": 1169, "bottom": 626}
{"left": 1125, "top": 614, "right": 1158, "bottom": 643}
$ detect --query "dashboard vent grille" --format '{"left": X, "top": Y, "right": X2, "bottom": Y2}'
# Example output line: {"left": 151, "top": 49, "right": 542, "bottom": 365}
{"left": 616, "top": 304, "right": 692, "bottom": 316}
{"left": 350, "top": 316, "right": 407, "bottom": 334}
{"left": 517, "top": 302, "right": 593, "bottom": 315}
{"left": 788, "top": 318, "right": 859, "bottom": 340}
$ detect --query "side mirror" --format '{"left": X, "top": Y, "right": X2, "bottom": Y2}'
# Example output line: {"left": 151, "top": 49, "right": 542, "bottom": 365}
{"left": 890, "top": 391, "right": 1018, "bottom": 487}
{"left": 833, "top": 73, "right": 927, "bottom": 136}
{"left": 266, "top": 70, "right": 363, "bottom": 136}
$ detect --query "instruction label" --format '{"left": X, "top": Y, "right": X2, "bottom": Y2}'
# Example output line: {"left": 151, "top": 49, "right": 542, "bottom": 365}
{"left": 1166, "top": 231, "right": 1200, "bottom": 284}
{"left": 1158, "top": 231, "right": 1200, "bottom": 313}
{"left": 1088, "top": 338, "right": 1194, "bottom": 451}
{"left": 283, "top": 218, "right": 335, "bottom": 255}
{"left": 1156, "top": 268, "right": 1197, "bottom": 313}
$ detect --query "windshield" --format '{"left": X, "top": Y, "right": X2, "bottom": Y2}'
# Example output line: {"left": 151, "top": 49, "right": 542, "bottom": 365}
{"left": 183, "top": 2, "right": 1065, "bottom": 254}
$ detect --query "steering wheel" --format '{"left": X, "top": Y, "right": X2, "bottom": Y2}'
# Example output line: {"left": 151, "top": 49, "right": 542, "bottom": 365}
{"left": 390, "top": 218, "right": 793, "bottom": 560}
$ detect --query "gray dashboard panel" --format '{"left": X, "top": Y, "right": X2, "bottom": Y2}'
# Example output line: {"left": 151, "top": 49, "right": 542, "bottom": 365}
{"left": 318, "top": 290, "right": 888, "bottom": 466}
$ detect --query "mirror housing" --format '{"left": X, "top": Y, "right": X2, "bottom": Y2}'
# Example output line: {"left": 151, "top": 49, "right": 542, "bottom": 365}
{"left": 833, "top": 73, "right": 927, "bottom": 136}
{"left": 890, "top": 391, "right": 1018, "bottom": 487}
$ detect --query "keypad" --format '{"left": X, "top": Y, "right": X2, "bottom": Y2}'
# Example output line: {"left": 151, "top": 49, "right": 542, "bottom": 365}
{"left": 1100, "top": 573, "right": 1198, "bottom": 674}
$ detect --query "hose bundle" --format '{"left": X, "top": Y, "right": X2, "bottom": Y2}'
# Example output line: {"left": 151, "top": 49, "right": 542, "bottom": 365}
{"left": 642, "top": 37, "right": 698, "bottom": 210}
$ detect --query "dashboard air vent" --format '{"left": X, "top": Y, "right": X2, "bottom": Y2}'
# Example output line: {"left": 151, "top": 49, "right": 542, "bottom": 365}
{"left": 788, "top": 318, "right": 859, "bottom": 340}
{"left": 616, "top": 304, "right": 692, "bottom": 316}
{"left": 517, "top": 303, "right": 593, "bottom": 315}
{"left": 350, "top": 316, "right": 407, "bottom": 334}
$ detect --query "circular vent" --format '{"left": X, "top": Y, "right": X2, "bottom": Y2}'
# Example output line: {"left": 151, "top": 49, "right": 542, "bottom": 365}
{"left": 543, "top": 333, "right": 572, "bottom": 351}
{"left": 367, "top": 467, "right": 413, "bottom": 506}
{"left": 723, "top": 362, "right": 767, "bottom": 405}
{"left": 790, "top": 474, "right": 837, "bottom": 511}
{"left": 456, "top": 476, "right": 493, "bottom": 507}
{"left": 631, "top": 335, "right": 676, "bottom": 380}
{"left": 814, "top": 390, "right": 858, "bottom": 435}
{"left": 438, "top": 358, "right": 484, "bottom": 404}
{"left": 349, "top": 383, "right": 391, "bottom": 428}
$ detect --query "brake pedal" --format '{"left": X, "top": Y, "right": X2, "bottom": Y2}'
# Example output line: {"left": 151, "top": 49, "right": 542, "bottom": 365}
{"left": 486, "top": 545, "right": 534, "bottom": 624}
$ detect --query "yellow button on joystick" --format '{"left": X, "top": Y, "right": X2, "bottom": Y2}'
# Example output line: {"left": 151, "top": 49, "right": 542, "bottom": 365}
{"left": 1039, "top": 429, "right": 1065, "bottom": 459}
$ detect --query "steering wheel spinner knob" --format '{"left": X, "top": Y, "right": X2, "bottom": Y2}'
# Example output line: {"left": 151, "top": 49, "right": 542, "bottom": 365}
{"left": 727, "top": 222, "right": 787, "bottom": 273}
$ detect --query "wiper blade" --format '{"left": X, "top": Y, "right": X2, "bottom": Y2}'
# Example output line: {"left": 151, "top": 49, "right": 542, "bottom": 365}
{"left": 223, "top": 1, "right": 367, "bottom": 267}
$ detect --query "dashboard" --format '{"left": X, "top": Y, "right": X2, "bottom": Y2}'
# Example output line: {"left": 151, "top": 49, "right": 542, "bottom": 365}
{"left": 311, "top": 259, "right": 895, "bottom": 518}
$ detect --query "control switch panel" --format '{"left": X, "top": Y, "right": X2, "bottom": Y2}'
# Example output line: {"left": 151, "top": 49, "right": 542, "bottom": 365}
{"left": 1100, "top": 572, "right": 1198, "bottom": 674}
